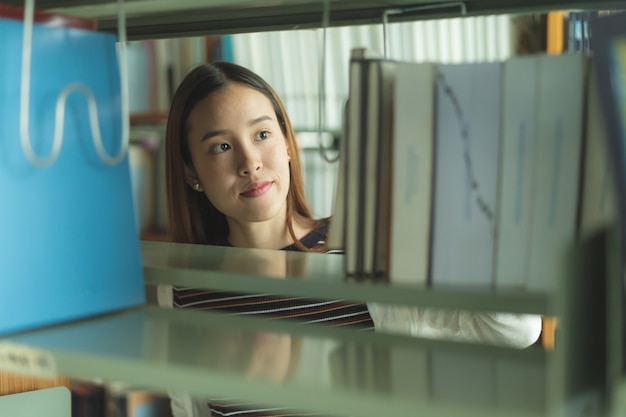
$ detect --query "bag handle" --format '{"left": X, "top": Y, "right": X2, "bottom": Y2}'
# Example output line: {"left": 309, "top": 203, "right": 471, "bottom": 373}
{"left": 19, "top": 0, "right": 130, "bottom": 168}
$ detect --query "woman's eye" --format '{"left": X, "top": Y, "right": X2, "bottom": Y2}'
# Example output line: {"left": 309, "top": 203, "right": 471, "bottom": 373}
{"left": 210, "top": 143, "right": 231, "bottom": 154}
{"left": 254, "top": 130, "right": 270, "bottom": 141}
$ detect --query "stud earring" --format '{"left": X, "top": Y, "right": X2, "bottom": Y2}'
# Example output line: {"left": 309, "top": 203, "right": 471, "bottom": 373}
{"left": 194, "top": 183, "right": 201, "bottom": 191}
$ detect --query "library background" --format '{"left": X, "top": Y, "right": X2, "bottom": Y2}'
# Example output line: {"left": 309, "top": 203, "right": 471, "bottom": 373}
{"left": 0, "top": 1, "right": 625, "bottom": 417}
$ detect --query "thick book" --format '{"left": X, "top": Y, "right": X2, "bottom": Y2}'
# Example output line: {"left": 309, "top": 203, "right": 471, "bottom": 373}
{"left": 430, "top": 62, "right": 502, "bottom": 287}
{"left": 493, "top": 56, "right": 539, "bottom": 289}
{"left": 388, "top": 61, "right": 437, "bottom": 285}
{"left": 343, "top": 48, "right": 385, "bottom": 276}
{"left": 525, "top": 54, "right": 588, "bottom": 291}
{"left": 362, "top": 58, "right": 396, "bottom": 278}
{"left": 343, "top": 49, "right": 368, "bottom": 275}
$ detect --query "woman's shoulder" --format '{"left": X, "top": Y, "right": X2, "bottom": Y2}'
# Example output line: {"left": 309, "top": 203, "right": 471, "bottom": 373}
{"left": 283, "top": 217, "right": 342, "bottom": 252}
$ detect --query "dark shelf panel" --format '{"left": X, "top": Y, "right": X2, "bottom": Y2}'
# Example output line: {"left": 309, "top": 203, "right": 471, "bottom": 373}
{"left": 5, "top": 0, "right": 624, "bottom": 39}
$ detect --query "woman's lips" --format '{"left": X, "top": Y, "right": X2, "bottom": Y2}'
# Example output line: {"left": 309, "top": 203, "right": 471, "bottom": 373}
{"left": 240, "top": 181, "right": 272, "bottom": 198}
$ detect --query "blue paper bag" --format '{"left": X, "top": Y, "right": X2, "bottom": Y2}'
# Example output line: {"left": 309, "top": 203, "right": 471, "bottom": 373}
{"left": 0, "top": 17, "right": 145, "bottom": 334}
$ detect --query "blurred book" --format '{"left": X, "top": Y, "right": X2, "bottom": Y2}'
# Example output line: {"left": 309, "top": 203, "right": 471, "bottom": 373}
{"left": 362, "top": 57, "right": 396, "bottom": 277}
{"left": 526, "top": 54, "right": 588, "bottom": 291}
{"left": 388, "top": 61, "right": 437, "bottom": 285}
{"left": 493, "top": 56, "right": 538, "bottom": 289}
{"left": 430, "top": 62, "right": 502, "bottom": 288}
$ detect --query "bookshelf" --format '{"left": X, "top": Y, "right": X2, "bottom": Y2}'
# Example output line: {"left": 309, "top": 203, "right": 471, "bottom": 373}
{"left": 1, "top": 304, "right": 549, "bottom": 417}
{"left": 1, "top": 1, "right": 625, "bottom": 417}
{"left": 0, "top": 230, "right": 616, "bottom": 417}
{"left": 2, "top": 0, "right": 623, "bottom": 39}
{"left": 142, "top": 241, "right": 553, "bottom": 314}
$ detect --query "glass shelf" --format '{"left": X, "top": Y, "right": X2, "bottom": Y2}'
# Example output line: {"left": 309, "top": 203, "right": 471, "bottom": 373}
{"left": 1, "top": 305, "right": 549, "bottom": 417}
{"left": 141, "top": 240, "right": 554, "bottom": 315}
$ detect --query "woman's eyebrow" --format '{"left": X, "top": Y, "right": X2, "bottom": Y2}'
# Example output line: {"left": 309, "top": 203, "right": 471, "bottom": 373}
{"left": 200, "top": 129, "right": 227, "bottom": 142}
{"left": 199, "top": 115, "right": 273, "bottom": 142}
{"left": 248, "top": 115, "right": 273, "bottom": 126}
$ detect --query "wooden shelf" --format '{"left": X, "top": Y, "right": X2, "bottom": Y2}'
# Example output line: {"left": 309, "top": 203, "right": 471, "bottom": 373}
{"left": 0, "top": 374, "right": 70, "bottom": 396}
{"left": 129, "top": 112, "right": 168, "bottom": 126}
{"left": 3, "top": 0, "right": 624, "bottom": 40}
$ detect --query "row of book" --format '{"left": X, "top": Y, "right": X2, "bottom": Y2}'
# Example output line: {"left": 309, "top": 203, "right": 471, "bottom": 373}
{"left": 72, "top": 380, "right": 171, "bottom": 417}
{"left": 329, "top": 341, "right": 548, "bottom": 414}
{"left": 328, "top": 49, "right": 616, "bottom": 290}
{"left": 126, "top": 35, "right": 229, "bottom": 115}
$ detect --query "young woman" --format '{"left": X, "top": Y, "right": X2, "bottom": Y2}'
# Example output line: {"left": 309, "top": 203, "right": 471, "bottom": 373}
{"left": 159, "top": 61, "right": 542, "bottom": 417}
{"left": 164, "top": 61, "right": 329, "bottom": 251}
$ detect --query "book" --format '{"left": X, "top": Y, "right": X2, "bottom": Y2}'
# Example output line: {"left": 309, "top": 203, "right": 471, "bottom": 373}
{"left": 340, "top": 49, "right": 396, "bottom": 278}
{"left": 327, "top": 103, "right": 349, "bottom": 251}
{"left": 525, "top": 54, "right": 588, "bottom": 291}
{"left": 71, "top": 382, "right": 106, "bottom": 417}
{"left": 373, "top": 59, "right": 396, "bottom": 279}
{"left": 343, "top": 48, "right": 383, "bottom": 276}
{"left": 387, "top": 61, "right": 437, "bottom": 285}
{"left": 361, "top": 58, "right": 380, "bottom": 275}
{"left": 343, "top": 49, "right": 368, "bottom": 275}
{"left": 578, "top": 62, "right": 617, "bottom": 240}
{"left": 362, "top": 58, "right": 396, "bottom": 278}
{"left": 430, "top": 62, "right": 502, "bottom": 287}
{"left": 493, "top": 56, "right": 539, "bottom": 289}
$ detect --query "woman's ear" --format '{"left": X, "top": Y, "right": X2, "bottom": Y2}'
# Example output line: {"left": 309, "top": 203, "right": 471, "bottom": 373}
{"left": 184, "top": 164, "right": 204, "bottom": 192}
{"left": 285, "top": 144, "right": 291, "bottom": 162}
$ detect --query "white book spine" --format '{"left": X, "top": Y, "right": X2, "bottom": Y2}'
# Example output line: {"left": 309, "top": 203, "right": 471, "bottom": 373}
{"left": 389, "top": 62, "right": 436, "bottom": 284}
{"left": 526, "top": 54, "right": 587, "bottom": 291}
{"left": 326, "top": 105, "right": 348, "bottom": 250}
{"left": 362, "top": 61, "right": 382, "bottom": 275}
{"left": 373, "top": 61, "right": 396, "bottom": 277}
{"left": 430, "top": 63, "right": 502, "bottom": 287}
{"left": 362, "top": 59, "right": 396, "bottom": 277}
{"left": 153, "top": 39, "right": 171, "bottom": 112}
{"left": 493, "top": 56, "right": 538, "bottom": 289}
{"left": 344, "top": 54, "right": 366, "bottom": 275}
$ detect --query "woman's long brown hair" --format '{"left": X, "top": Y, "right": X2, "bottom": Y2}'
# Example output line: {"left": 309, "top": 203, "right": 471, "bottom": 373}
{"left": 165, "top": 62, "right": 320, "bottom": 250}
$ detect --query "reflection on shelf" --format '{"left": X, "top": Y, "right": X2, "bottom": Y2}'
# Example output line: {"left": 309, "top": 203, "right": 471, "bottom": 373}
{"left": 141, "top": 241, "right": 554, "bottom": 315}
{"left": 2, "top": 305, "right": 548, "bottom": 417}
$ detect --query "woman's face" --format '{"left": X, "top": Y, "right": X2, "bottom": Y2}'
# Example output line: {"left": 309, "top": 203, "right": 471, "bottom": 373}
{"left": 185, "top": 82, "right": 291, "bottom": 226}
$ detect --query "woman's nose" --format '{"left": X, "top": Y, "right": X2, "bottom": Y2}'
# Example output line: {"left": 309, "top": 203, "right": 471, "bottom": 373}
{"left": 238, "top": 145, "right": 262, "bottom": 176}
